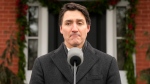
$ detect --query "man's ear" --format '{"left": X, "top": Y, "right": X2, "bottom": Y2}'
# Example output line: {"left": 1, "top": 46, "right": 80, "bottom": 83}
{"left": 87, "top": 25, "right": 90, "bottom": 33}
{"left": 60, "top": 26, "right": 63, "bottom": 34}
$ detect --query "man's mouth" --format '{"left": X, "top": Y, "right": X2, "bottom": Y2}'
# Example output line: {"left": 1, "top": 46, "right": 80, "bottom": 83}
{"left": 70, "top": 34, "right": 80, "bottom": 37}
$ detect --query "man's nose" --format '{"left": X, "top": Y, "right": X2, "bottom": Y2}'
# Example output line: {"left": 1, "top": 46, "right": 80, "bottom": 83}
{"left": 72, "top": 23, "right": 78, "bottom": 32}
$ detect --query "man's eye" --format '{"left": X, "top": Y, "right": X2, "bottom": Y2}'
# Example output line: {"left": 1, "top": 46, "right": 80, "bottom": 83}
{"left": 66, "top": 23, "right": 70, "bottom": 25}
{"left": 78, "top": 22, "right": 83, "bottom": 25}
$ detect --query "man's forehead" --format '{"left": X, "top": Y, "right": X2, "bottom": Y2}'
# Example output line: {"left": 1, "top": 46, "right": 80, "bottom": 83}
{"left": 62, "top": 10, "right": 86, "bottom": 21}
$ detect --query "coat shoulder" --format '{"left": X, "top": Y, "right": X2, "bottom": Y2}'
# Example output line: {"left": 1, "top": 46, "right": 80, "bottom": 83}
{"left": 37, "top": 50, "right": 55, "bottom": 63}
{"left": 94, "top": 49, "right": 114, "bottom": 61}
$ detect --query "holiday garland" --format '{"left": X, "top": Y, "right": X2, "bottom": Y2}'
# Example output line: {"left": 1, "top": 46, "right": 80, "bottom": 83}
{"left": 124, "top": 0, "right": 138, "bottom": 84}
{"left": 15, "top": 0, "right": 138, "bottom": 84}
{"left": 16, "top": 0, "right": 28, "bottom": 81}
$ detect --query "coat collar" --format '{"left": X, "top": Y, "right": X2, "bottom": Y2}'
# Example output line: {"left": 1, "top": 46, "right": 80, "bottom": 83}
{"left": 76, "top": 42, "right": 99, "bottom": 83}
{"left": 51, "top": 41, "right": 99, "bottom": 83}
{"left": 51, "top": 43, "right": 73, "bottom": 83}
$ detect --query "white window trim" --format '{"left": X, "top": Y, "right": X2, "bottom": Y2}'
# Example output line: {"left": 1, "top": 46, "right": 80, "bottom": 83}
{"left": 38, "top": 7, "right": 48, "bottom": 56}
{"left": 25, "top": 2, "right": 48, "bottom": 84}
{"left": 106, "top": 1, "right": 130, "bottom": 84}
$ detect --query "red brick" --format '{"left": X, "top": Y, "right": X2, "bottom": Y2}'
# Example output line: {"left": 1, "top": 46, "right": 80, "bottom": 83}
{"left": 1, "top": 3, "right": 10, "bottom": 7}
{"left": 136, "top": 80, "right": 147, "bottom": 84}
{"left": 136, "top": 0, "right": 150, "bottom": 83}
{"left": 0, "top": 10, "right": 9, "bottom": 14}
{"left": 136, "top": 61, "right": 150, "bottom": 66}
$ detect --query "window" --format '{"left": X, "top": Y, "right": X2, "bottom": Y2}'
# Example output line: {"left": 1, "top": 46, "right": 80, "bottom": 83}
{"left": 27, "top": 6, "right": 39, "bottom": 70}
{"left": 116, "top": 6, "right": 127, "bottom": 70}
{"left": 26, "top": 4, "right": 48, "bottom": 83}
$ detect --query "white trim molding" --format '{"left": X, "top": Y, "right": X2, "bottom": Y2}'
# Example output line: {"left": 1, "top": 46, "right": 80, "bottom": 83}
{"left": 106, "top": 1, "right": 130, "bottom": 84}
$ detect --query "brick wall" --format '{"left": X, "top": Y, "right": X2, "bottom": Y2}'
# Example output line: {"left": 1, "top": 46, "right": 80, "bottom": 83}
{"left": 136, "top": 0, "right": 150, "bottom": 84}
{"left": 0, "top": 0, "right": 18, "bottom": 74}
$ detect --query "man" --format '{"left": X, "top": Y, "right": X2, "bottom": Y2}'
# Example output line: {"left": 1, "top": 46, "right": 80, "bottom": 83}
{"left": 30, "top": 2, "right": 121, "bottom": 84}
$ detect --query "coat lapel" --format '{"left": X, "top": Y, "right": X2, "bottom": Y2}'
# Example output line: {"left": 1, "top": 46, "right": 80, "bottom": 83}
{"left": 51, "top": 44, "right": 73, "bottom": 83}
{"left": 76, "top": 42, "right": 99, "bottom": 83}
{"left": 51, "top": 42, "right": 99, "bottom": 83}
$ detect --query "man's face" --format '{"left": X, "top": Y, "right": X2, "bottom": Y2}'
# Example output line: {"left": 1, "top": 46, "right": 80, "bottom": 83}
{"left": 60, "top": 10, "right": 90, "bottom": 48}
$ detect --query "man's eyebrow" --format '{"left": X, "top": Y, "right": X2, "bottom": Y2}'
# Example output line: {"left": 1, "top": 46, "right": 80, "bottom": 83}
{"left": 76, "top": 19, "right": 84, "bottom": 21}
{"left": 64, "top": 19, "right": 84, "bottom": 22}
{"left": 65, "top": 20, "right": 73, "bottom": 22}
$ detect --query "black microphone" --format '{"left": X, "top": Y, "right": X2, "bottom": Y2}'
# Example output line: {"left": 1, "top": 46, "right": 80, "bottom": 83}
{"left": 67, "top": 47, "right": 84, "bottom": 84}
{"left": 67, "top": 47, "right": 84, "bottom": 67}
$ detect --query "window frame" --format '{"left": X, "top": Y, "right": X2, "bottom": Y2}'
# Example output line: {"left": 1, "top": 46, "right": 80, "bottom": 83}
{"left": 106, "top": 1, "right": 130, "bottom": 84}
{"left": 25, "top": 2, "right": 48, "bottom": 83}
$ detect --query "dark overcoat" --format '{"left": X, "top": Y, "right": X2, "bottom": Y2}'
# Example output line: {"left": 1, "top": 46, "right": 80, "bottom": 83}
{"left": 30, "top": 41, "right": 121, "bottom": 84}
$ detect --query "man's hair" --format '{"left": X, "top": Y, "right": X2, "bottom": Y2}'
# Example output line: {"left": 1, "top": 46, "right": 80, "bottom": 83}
{"left": 59, "top": 2, "right": 91, "bottom": 26}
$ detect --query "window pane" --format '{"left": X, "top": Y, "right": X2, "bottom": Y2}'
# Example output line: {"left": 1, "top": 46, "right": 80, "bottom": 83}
{"left": 117, "top": 39, "right": 125, "bottom": 70}
{"left": 116, "top": 6, "right": 127, "bottom": 70}
{"left": 116, "top": 7, "right": 126, "bottom": 37}
{"left": 28, "top": 39, "right": 38, "bottom": 70}
{"left": 28, "top": 6, "right": 39, "bottom": 36}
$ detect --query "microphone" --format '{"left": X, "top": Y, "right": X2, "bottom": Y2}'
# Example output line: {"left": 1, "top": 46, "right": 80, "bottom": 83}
{"left": 67, "top": 47, "right": 84, "bottom": 67}
{"left": 67, "top": 47, "right": 84, "bottom": 84}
